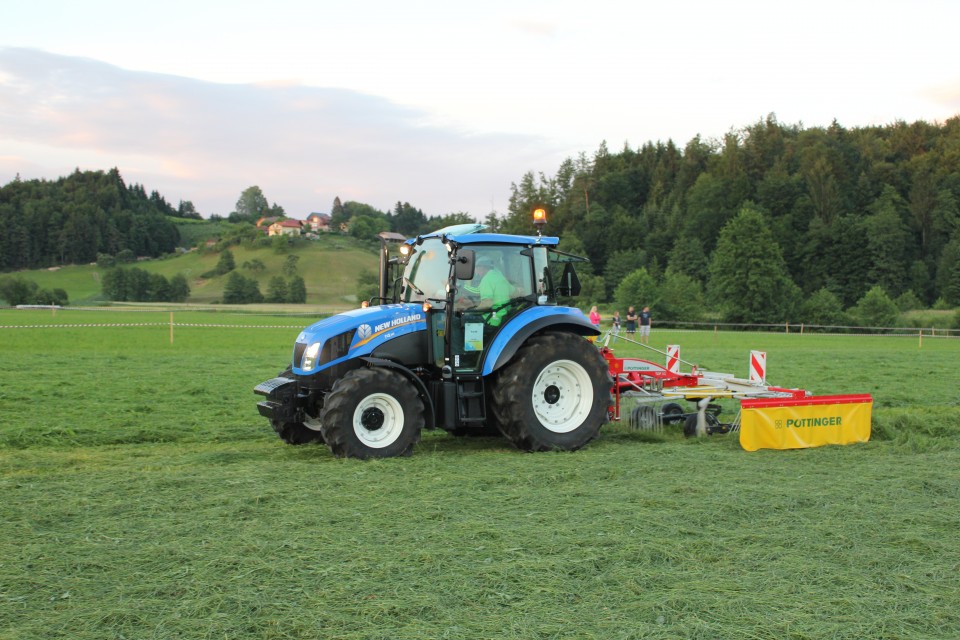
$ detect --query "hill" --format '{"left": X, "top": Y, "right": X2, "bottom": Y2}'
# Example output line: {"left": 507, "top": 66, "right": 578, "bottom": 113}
{"left": 6, "top": 234, "right": 379, "bottom": 307}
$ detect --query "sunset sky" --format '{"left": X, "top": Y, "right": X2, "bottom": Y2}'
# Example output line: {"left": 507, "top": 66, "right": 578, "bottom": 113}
{"left": 2, "top": 0, "right": 958, "bottom": 219}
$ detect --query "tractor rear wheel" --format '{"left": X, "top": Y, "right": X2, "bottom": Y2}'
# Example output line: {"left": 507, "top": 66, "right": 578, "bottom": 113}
{"left": 490, "top": 332, "right": 610, "bottom": 451}
{"left": 320, "top": 367, "right": 423, "bottom": 459}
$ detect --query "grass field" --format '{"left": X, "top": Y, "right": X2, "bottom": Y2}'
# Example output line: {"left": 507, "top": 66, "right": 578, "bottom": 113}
{"left": 2, "top": 308, "right": 959, "bottom": 639}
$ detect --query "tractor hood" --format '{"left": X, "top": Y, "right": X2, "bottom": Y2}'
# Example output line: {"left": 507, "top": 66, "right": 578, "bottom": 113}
{"left": 292, "top": 303, "right": 428, "bottom": 375}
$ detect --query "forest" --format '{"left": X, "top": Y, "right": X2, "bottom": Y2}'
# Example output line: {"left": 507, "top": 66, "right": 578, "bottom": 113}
{"left": 325, "top": 116, "right": 960, "bottom": 326}
{"left": 2, "top": 115, "right": 959, "bottom": 325}
{"left": 0, "top": 167, "right": 192, "bottom": 270}
{"left": 487, "top": 115, "right": 960, "bottom": 325}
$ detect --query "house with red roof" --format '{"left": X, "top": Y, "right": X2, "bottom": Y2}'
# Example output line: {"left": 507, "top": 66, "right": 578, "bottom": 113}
{"left": 268, "top": 219, "right": 303, "bottom": 237}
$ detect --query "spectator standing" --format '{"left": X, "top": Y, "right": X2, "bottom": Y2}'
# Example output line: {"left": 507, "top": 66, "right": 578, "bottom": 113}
{"left": 625, "top": 306, "right": 638, "bottom": 337}
{"left": 588, "top": 305, "right": 601, "bottom": 342}
{"left": 639, "top": 305, "right": 652, "bottom": 345}
{"left": 611, "top": 310, "right": 621, "bottom": 340}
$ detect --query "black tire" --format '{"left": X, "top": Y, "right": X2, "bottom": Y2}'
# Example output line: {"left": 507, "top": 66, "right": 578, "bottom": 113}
{"left": 270, "top": 365, "right": 325, "bottom": 445}
{"left": 629, "top": 405, "right": 657, "bottom": 430}
{"left": 660, "top": 402, "right": 685, "bottom": 425}
{"left": 319, "top": 368, "right": 424, "bottom": 459}
{"left": 271, "top": 417, "right": 324, "bottom": 445}
{"left": 490, "top": 332, "right": 611, "bottom": 452}
{"left": 683, "top": 412, "right": 720, "bottom": 438}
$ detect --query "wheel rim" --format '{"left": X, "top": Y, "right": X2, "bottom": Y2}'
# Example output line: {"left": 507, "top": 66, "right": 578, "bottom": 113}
{"left": 531, "top": 359, "right": 593, "bottom": 433}
{"left": 352, "top": 392, "right": 405, "bottom": 448}
{"left": 303, "top": 414, "right": 323, "bottom": 432}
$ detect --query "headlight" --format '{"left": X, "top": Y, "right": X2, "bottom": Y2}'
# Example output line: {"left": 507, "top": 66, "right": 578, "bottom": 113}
{"left": 301, "top": 342, "right": 322, "bottom": 371}
{"left": 299, "top": 330, "right": 356, "bottom": 372}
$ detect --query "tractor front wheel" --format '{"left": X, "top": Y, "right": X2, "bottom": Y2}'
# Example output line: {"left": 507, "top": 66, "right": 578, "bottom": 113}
{"left": 271, "top": 415, "right": 325, "bottom": 445}
{"left": 491, "top": 332, "right": 610, "bottom": 451}
{"left": 269, "top": 365, "right": 325, "bottom": 445}
{"left": 320, "top": 368, "right": 424, "bottom": 459}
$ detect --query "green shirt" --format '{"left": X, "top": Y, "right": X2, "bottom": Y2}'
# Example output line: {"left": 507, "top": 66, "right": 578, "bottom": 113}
{"left": 479, "top": 269, "right": 512, "bottom": 325}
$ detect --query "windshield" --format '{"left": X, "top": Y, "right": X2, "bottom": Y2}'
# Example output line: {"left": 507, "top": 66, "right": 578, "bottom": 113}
{"left": 402, "top": 238, "right": 450, "bottom": 302}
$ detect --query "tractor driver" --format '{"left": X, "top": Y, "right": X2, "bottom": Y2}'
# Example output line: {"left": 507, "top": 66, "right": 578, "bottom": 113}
{"left": 473, "top": 255, "right": 513, "bottom": 327}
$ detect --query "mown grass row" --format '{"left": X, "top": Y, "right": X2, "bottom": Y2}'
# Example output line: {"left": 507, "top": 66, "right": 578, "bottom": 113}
{"left": 2, "top": 310, "right": 959, "bottom": 638}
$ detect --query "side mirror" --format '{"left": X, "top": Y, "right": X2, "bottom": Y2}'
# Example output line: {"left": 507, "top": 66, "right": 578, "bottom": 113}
{"left": 455, "top": 249, "right": 476, "bottom": 281}
{"left": 556, "top": 263, "right": 581, "bottom": 297}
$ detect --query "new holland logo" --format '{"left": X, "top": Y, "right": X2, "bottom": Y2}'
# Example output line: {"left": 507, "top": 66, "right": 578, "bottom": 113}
{"left": 357, "top": 324, "right": 373, "bottom": 340}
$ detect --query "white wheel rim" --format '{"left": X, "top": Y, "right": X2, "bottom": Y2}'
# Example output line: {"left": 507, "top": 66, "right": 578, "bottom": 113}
{"left": 352, "top": 392, "right": 405, "bottom": 448}
{"left": 303, "top": 414, "right": 323, "bottom": 432}
{"left": 531, "top": 359, "right": 593, "bottom": 433}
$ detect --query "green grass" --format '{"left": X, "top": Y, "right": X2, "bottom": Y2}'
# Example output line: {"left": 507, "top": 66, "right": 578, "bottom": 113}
{"left": 2, "top": 310, "right": 959, "bottom": 639}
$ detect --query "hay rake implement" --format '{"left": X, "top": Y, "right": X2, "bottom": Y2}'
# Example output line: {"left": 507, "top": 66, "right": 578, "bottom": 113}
{"left": 599, "top": 333, "right": 872, "bottom": 449}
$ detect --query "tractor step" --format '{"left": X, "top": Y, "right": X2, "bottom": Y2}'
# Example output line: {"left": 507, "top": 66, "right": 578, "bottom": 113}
{"left": 456, "top": 375, "right": 486, "bottom": 424}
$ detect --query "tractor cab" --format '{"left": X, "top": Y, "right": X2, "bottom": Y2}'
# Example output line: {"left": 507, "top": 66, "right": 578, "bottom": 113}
{"left": 393, "top": 224, "right": 586, "bottom": 376}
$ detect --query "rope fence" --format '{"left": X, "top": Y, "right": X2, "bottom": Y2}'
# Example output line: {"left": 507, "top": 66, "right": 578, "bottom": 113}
{"left": 2, "top": 305, "right": 958, "bottom": 339}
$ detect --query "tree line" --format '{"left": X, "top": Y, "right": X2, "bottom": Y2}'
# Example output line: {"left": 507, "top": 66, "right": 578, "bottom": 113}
{"left": 0, "top": 168, "right": 196, "bottom": 271}
{"left": 486, "top": 115, "right": 960, "bottom": 324}
{"left": 5, "top": 115, "right": 959, "bottom": 322}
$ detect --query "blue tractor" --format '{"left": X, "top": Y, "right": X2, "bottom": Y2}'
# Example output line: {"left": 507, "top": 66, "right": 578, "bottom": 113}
{"left": 254, "top": 212, "right": 611, "bottom": 458}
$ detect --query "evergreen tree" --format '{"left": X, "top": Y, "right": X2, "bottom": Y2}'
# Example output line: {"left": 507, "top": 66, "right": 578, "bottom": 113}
{"left": 242, "top": 276, "right": 264, "bottom": 303}
{"left": 215, "top": 249, "right": 236, "bottom": 275}
{"left": 287, "top": 275, "right": 307, "bottom": 303}
{"left": 330, "top": 196, "right": 346, "bottom": 228}
{"left": 266, "top": 276, "right": 288, "bottom": 303}
{"left": 101, "top": 268, "right": 129, "bottom": 301}
{"left": 147, "top": 273, "right": 171, "bottom": 302}
{"left": 864, "top": 185, "right": 911, "bottom": 296}
{"left": 169, "top": 274, "right": 190, "bottom": 302}
{"left": 936, "top": 236, "right": 960, "bottom": 305}
{"left": 223, "top": 272, "right": 262, "bottom": 304}
{"left": 391, "top": 202, "right": 428, "bottom": 236}
{"left": 707, "top": 205, "right": 801, "bottom": 323}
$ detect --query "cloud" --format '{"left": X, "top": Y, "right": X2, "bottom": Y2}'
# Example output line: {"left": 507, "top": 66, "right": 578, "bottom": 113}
{"left": 0, "top": 47, "right": 556, "bottom": 217}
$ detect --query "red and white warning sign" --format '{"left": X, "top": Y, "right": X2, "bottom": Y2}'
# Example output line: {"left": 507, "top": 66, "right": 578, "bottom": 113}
{"left": 666, "top": 344, "right": 680, "bottom": 373}
{"left": 749, "top": 350, "right": 767, "bottom": 383}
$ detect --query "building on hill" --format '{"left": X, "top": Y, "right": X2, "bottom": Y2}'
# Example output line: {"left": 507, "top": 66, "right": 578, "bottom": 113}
{"left": 268, "top": 219, "right": 303, "bottom": 237}
{"left": 306, "top": 213, "right": 331, "bottom": 233}
{"left": 256, "top": 216, "right": 281, "bottom": 229}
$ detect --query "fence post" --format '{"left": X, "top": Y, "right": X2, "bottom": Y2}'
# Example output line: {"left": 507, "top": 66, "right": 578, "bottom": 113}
{"left": 170, "top": 312, "right": 174, "bottom": 345}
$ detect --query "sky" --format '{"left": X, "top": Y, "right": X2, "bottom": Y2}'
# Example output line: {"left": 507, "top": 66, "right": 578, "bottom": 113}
{"left": 2, "top": 0, "right": 959, "bottom": 220}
